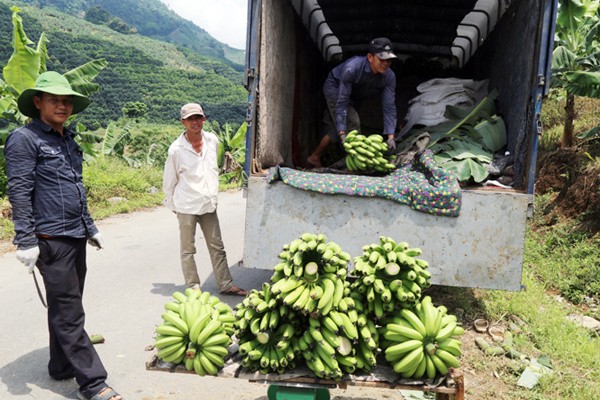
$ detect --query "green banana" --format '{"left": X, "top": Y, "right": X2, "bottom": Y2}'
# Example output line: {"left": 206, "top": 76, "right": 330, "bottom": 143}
{"left": 154, "top": 335, "right": 185, "bottom": 349}
{"left": 435, "top": 348, "right": 460, "bottom": 368}
{"left": 392, "top": 346, "right": 424, "bottom": 374}
{"left": 384, "top": 339, "right": 423, "bottom": 362}
{"left": 400, "top": 309, "right": 427, "bottom": 337}
{"left": 195, "top": 319, "right": 222, "bottom": 345}
{"left": 161, "top": 311, "right": 189, "bottom": 335}
{"left": 156, "top": 324, "right": 186, "bottom": 337}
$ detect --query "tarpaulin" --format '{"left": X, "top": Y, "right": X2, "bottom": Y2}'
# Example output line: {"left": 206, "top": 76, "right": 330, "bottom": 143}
{"left": 267, "top": 149, "right": 461, "bottom": 217}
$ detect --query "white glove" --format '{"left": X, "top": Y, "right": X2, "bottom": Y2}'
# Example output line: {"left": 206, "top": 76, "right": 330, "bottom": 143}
{"left": 88, "top": 232, "right": 105, "bottom": 249}
{"left": 16, "top": 246, "right": 40, "bottom": 274}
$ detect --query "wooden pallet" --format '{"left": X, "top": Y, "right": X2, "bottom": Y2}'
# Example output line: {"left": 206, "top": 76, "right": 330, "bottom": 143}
{"left": 146, "top": 353, "right": 464, "bottom": 400}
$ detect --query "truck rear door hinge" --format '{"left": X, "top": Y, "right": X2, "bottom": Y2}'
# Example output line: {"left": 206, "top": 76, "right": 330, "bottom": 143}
{"left": 537, "top": 75, "right": 546, "bottom": 87}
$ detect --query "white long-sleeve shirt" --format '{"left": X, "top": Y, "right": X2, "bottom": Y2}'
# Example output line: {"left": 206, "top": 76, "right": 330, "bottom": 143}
{"left": 162, "top": 130, "right": 220, "bottom": 215}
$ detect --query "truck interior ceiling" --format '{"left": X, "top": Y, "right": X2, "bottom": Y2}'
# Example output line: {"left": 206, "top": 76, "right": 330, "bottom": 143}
{"left": 254, "top": 0, "right": 548, "bottom": 191}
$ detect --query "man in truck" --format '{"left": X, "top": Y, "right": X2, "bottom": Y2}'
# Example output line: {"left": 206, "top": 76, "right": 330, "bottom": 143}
{"left": 307, "top": 37, "right": 398, "bottom": 168}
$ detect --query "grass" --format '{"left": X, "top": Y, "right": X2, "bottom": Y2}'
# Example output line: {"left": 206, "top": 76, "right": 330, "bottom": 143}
{"left": 540, "top": 94, "right": 600, "bottom": 151}
{"left": 0, "top": 152, "right": 242, "bottom": 241}
{"left": 474, "top": 264, "right": 600, "bottom": 399}
{"left": 82, "top": 157, "right": 165, "bottom": 219}
{"left": 431, "top": 227, "right": 600, "bottom": 399}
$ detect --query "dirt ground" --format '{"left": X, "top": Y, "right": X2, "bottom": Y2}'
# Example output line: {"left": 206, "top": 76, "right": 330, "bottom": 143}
{"left": 536, "top": 147, "right": 600, "bottom": 235}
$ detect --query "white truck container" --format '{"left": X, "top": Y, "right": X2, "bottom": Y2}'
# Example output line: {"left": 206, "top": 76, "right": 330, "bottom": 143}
{"left": 241, "top": 0, "right": 558, "bottom": 291}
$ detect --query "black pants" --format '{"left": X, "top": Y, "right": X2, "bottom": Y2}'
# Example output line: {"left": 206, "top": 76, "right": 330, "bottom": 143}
{"left": 37, "top": 237, "right": 107, "bottom": 398}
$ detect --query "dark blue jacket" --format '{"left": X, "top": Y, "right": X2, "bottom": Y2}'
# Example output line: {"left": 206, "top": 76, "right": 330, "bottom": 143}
{"left": 323, "top": 55, "right": 397, "bottom": 134}
{"left": 5, "top": 119, "right": 98, "bottom": 249}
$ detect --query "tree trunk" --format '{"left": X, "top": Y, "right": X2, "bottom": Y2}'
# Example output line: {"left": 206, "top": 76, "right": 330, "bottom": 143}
{"left": 561, "top": 94, "right": 576, "bottom": 148}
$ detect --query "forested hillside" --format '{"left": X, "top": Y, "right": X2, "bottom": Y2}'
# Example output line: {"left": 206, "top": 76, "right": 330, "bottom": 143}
{"left": 0, "top": 1, "right": 247, "bottom": 128}
{"left": 17, "top": 0, "right": 245, "bottom": 64}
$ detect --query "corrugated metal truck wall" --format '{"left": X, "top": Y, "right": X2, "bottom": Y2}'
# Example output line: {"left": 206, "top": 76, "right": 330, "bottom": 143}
{"left": 256, "top": 0, "right": 324, "bottom": 170}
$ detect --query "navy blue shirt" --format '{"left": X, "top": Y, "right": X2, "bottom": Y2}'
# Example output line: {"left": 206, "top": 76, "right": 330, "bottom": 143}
{"left": 323, "top": 55, "right": 397, "bottom": 134}
{"left": 5, "top": 119, "right": 98, "bottom": 249}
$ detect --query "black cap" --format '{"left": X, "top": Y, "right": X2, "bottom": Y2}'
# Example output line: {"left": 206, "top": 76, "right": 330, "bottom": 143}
{"left": 368, "top": 37, "right": 397, "bottom": 60}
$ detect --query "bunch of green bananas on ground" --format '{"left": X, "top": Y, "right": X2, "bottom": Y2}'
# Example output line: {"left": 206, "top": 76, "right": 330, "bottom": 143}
{"left": 154, "top": 289, "right": 235, "bottom": 376}
{"left": 234, "top": 282, "right": 301, "bottom": 374}
{"left": 345, "top": 292, "right": 380, "bottom": 372}
{"left": 342, "top": 130, "right": 396, "bottom": 172}
{"left": 234, "top": 282, "right": 284, "bottom": 335}
{"left": 350, "top": 236, "right": 432, "bottom": 320}
{"left": 299, "top": 313, "right": 359, "bottom": 379}
{"left": 380, "top": 296, "right": 464, "bottom": 379}
{"left": 270, "top": 233, "right": 351, "bottom": 316}
{"left": 236, "top": 321, "right": 300, "bottom": 374}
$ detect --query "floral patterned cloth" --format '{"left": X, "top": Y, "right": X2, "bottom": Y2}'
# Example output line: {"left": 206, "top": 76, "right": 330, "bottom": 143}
{"left": 267, "top": 149, "right": 461, "bottom": 217}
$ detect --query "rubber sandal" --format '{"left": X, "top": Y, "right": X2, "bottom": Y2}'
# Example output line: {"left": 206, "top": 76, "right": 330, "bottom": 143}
{"left": 78, "top": 387, "right": 123, "bottom": 400}
{"left": 221, "top": 285, "right": 248, "bottom": 296}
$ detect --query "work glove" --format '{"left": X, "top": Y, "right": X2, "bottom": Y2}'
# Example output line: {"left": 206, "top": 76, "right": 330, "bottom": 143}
{"left": 386, "top": 137, "right": 397, "bottom": 153}
{"left": 339, "top": 133, "right": 347, "bottom": 144}
{"left": 88, "top": 232, "right": 105, "bottom": 250}
{"left": 16, "top": 246, "right": 40, "bottom": 273}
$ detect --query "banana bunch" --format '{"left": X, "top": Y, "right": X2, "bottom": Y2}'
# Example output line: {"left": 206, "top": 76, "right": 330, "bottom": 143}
{"left": 237, "top": 322, "right": 299, "bottom": 374}
{"left": 271, "top": 233, "right": 351, "bottom": 316}
{"left": 350, "top": 236, "right": 432, "bottom": 320}
{"left": 349, "top": 295, "right": 380, "bottom": 372}
{"left": 380, "top": 296, "right": 464, "bottom": 379}
{"left": 342, "top": 130, "right": 396, "bottom": 172}
{"left": 299, "top": 316, "right": 353, "bottom": 379}
{"left": 154, "top": 289, "right": 235, "bottom": 376}
{"left": 234, "top": 282, "right": 287, "bottom": 335}
{"left": 234, "top": 282, "right": 301, "bottom": 374}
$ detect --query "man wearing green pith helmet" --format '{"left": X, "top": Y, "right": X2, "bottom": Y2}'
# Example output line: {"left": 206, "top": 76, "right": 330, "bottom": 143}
{"left": 5, "top": 71, "right": 124, "bottom": 400}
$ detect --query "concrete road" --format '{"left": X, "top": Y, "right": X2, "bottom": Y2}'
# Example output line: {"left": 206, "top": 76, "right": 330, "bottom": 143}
{"left": 0, "top": 190, "right": 405, "bottom": 400}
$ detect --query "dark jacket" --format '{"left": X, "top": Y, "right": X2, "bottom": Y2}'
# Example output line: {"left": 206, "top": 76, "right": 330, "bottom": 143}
{"left": 323, "top": 55, "right": 397, "bottom": 134}
{"left": 5, "top": 119, "right": 98, "bottom": 249}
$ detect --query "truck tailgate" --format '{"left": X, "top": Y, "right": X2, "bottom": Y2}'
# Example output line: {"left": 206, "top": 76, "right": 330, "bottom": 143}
{"left": 243, "top": 176, "right": 531, "bottom": 291}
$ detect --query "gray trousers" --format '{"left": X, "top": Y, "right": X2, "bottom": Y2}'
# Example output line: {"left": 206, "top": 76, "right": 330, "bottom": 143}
{"left": 177, "top": 211, "right": 233, "bottom": 292}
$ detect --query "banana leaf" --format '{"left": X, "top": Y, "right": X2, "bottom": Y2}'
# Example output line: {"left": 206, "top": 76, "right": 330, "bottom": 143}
{"left": 563, "top": 70, "right": 600, "bottom": 97}
{"left": 0, "top": 96, "right": 12, "bottom": 114}
{"left": 64, "top": 59, "right": 109, "bottom": 97}
{"left": 101, "top": 122, "right": 131, "bottom": 157}
{"left": 2, "top": 7, "right": 47, "bottom": 94}
{"left": 217, "top": 122, "right": 247, "bottom": 167}
{"left": 444, "top": 142, "right": 493, "bottom": 164}
{"left": 474, "top": 115, "right": 506, "bottom": 152}
{"left": 577, "top": 124, "right": 600, "bottom": 139}
{"left": 437, "top": 158, "right": 489, "bottom": 183}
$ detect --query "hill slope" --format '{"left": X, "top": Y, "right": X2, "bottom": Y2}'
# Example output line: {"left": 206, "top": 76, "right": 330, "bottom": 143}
{"left": 0, "top": 2, "right": 247, "bottom": 127}
{"left": 18, "top": 0, "right": 245, "bottom": 64}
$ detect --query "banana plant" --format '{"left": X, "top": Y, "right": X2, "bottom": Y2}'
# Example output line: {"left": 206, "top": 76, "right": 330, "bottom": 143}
{"left": 216, "top": 122, "right": 247, "bottom": 185}
{"left": 551, "top": 0, "right": 600, "bottom": 146}
{"left": 0, "top": 6, "right": 107, "bottom": 156}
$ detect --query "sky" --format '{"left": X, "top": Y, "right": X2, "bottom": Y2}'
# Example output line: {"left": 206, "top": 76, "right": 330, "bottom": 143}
{"left": 161, "top": 0, "right": 248, "bottom": 50}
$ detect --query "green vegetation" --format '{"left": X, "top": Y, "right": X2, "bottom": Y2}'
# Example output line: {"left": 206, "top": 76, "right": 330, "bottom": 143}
{"left": 82, "top": 157, "right": 164, "bottom": 220}
{"left": 12, "top": 0, "right": 245, "bottom": 63}
{"left": 551, "top": 0, "right": 600, "bottom": 147}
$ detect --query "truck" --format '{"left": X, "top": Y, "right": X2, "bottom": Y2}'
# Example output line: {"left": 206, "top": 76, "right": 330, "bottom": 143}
{"left": 241, "top": 0, "right": 558, "bottom": 292}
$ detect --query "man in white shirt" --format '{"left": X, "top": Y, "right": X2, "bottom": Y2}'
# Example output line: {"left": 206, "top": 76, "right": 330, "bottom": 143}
{"left": 162, "top": 103, "right": 247, "bottom": 296}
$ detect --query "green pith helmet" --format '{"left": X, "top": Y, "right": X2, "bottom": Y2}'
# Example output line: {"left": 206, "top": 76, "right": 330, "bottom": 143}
{"left": 17, "top": 71, "right": 90, "bottom": 117}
